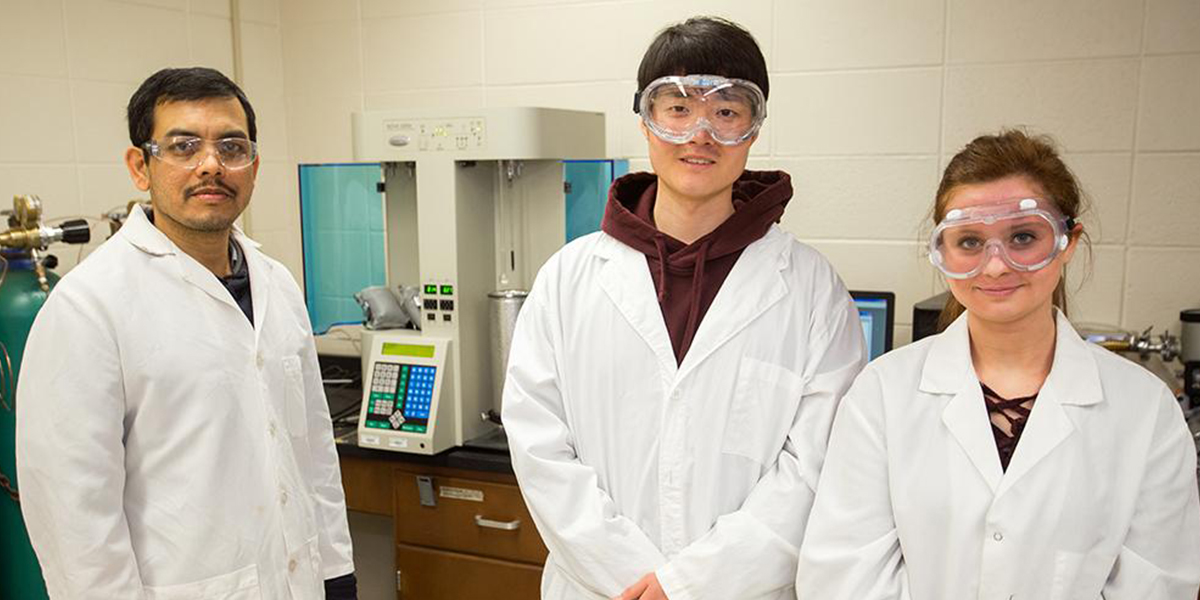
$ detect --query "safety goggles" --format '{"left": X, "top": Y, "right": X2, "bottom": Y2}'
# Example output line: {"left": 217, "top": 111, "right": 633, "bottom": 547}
{"left": 143, "top": 136, "right": 258, "bottom": 170}
{"left": 633, "top": 75, "right": 766, "bottom": 146}
{"left": 929, "top": 198, "right": 1076, "bottom": 279}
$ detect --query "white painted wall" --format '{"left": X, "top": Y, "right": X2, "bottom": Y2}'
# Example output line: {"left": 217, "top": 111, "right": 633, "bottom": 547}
{"left": 0, "top": 0, "right": 292, "bottom": 272}
{"left": 271, "top": 0, "right": 1200, "bottom": 342}
{"left": 3, "top": 0, "right": 1198, "bottom": 341}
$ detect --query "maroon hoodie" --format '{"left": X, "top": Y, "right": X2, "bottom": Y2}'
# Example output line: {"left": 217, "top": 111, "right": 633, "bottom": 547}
{"left": 599, "top": 170, "right": 794, "bottom": 364}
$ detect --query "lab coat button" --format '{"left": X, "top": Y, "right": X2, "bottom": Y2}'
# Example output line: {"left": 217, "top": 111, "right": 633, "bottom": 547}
{"left": 993, "top": 532, "right": 1003, "bottom": 542}
{"left": 288, "top": 559, "right": 297, "bottom": 572}
{"left": 256, "top": 354, "right": 264, "bottom": 368}
{"left": 280, "top": 490, "right": 289, "bottom": 505}
{"left": 268, "top": 422, "right": 277, "bottom": 437}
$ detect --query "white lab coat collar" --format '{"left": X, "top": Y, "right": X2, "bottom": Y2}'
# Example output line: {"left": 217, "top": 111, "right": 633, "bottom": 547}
{"left": 919, "top": 308, "right": 1104, "bottom": 405}
{"left": 922, "top": 308, "right": 1105, "bottom": 495}
{"left": 121, "top": 203, "right": 264, "bottom": 255}
{"left": 119, "top": 203, "right": 175, "bottom": 256}
{"left": 120, "top": 204, "right": 271, "bottom": 333}
{"left": 593, "top": 232, "right": 678, "bottom": 381}
{"left": 591, "top": 226, "right": 791, "bottom": 383}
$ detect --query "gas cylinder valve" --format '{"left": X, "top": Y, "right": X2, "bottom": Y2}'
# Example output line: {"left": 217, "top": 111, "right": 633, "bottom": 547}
{"left": 1, "top": 195, "right": 91, "bottom": 291}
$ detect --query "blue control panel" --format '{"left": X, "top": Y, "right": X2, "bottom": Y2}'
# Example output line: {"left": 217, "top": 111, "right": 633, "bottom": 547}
{"left": 404, "top": 365, "right": 436, "bottom": 420}
{"left": 365, "top": 362, "right": 438, "bottom": 433}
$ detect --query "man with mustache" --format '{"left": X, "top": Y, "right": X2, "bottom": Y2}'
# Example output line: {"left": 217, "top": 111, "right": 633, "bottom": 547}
{"left": 16, "top": 67, "right": 357, "bottom": 600}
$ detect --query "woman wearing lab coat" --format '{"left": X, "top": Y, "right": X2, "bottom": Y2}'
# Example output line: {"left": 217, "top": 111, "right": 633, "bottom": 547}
{"left": 797, "top": 130, "right": 1200, "bottom": 599}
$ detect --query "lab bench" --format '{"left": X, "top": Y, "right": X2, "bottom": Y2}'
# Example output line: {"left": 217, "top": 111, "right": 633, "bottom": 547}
{"left": 335, "top": 428, "right": 546, "bottom": 600}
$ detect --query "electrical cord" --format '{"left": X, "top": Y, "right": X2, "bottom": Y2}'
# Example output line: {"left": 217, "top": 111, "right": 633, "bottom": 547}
{"left": 319, "top": 324, "right": 363, "bottom": 355}
{"left": 320, "top": 363, "right": 359, "bottom": 381}
{"left": 314, "top": 320, "right": 362, "bottom": 336}
{"left": 0, "top": 471, "right": 18, "bottom": 503}
{"left": 0, "top": 253, "right": 18, "bottom": 503}
{"left": 332, "top": 411, "right": 361, "bottom": 425}
{"left": 0, "top": 254, "right": 9, "bottom": 412}
{"left": 0, "top": 341, "right": 10, "bottom": 413}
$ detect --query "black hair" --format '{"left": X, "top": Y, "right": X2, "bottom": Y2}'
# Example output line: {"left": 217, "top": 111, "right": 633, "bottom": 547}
{"left": 635, "top": 16, "right": 769, "bottom": 112}
{"left": 127, "top": 67, "right": 257, "bottom": 155}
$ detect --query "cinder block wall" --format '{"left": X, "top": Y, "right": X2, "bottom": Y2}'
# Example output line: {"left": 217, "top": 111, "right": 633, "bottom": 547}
{"left": 273, "top": 0, "right": 1200, "bottom": 342}
{"left": 4, "top": 0, "right": 1198, "bottom": 341}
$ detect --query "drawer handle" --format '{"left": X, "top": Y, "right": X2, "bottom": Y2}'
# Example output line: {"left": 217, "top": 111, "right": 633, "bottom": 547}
{"left": 474, "top": 515, "right": 521, "bottom": 531}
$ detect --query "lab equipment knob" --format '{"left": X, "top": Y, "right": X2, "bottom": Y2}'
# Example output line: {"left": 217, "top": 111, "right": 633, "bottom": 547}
{"left": 58, "top": 219, "right": 91, "bottom": 244}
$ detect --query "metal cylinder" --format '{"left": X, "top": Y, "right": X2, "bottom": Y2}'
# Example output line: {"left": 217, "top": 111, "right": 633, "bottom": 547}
{"left": 0, "top": 251, "right": 57, "bottom": 600}
{"left": 489, "top": 290, "right": 528, "bottom": 417}
{"left": 1182, "top": 309, "right": 1200, "bottom": 364}
{"left": 1184, "top": 310, "right": 1200, "bottom": 408}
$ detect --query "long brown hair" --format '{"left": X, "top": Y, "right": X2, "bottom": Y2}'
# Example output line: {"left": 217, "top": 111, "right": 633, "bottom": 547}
{"left": 934, "top": 130, "right": 1091, "bottom": 330}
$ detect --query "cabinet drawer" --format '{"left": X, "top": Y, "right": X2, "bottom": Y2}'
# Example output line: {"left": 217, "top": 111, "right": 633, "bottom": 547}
{"left": 339, "top": 456, "right": 394, "bottom": 516}
{"left": 394, "top": 470, "right": 548, "bottom": 564}
{"left": 396, "top": 543, "right": 542, "bottom": 600}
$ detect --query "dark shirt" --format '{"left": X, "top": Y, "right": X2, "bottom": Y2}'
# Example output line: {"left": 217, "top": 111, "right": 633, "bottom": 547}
{"left": 217, "top": 238, "right": 254, "bottom": 326}
{"left": 144, "top": 209, "right": 253, "bottom": 325}
{"left": 981, "top": 383, "right": 1037, "bottom": 471}
{"left": 325, "top": 572, "right": 358, "bottom": 599}
{"left": 599, "top": 171, "right": 793, "bottom": 363}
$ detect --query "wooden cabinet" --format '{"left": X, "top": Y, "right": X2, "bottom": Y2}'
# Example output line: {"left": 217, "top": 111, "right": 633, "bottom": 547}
{"left": 393, "top": 470, "right": 548, "bottom": 565}
{"left": 338, "top": 453, "right": 548, "bottom": 600}
{"left": 339, "top": 457, "right": 395, "bottom": 517}
{"left": 396, "top": 543, "right": 542, "bottom": 599}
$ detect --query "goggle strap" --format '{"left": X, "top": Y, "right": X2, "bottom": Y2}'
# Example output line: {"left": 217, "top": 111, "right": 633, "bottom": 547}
{"left": 632, "top": 91, "right": 641, "bottom": 114}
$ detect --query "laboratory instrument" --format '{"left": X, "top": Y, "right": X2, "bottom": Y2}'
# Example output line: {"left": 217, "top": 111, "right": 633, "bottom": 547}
{"left": 1181, "top": 309, "right": 1200, "bottom": 407}
{"left": 487, "top": 289, "right": 528, "bottom": 422}
{"left": 300, "top": 107, "right": 611, "bottom": 454}
{"left": 850, "top": 290, "right": 895, "bottom": 361}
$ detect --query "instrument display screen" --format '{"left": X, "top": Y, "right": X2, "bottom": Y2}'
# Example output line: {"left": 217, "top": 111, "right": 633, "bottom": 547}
{"left": 382, "top": 342, "right": 435, "bottom": 358}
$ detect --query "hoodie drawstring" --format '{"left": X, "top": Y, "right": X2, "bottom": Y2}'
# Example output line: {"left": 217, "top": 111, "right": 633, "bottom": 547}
{"left": 653, "top": 233, "right": 670, "bottom": 302}
{"left": 682, "top": 239, "right": 711, "bottom": 349}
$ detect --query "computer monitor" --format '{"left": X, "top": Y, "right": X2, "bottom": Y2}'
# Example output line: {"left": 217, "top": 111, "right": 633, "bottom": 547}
{"left": 850, "top": 290, "right": 896, "bottom": 361}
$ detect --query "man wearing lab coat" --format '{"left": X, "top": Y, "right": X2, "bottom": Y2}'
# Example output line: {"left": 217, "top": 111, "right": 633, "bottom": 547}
{"left": 16, "top": 67, "right": 356, "bottom": 599}
{"left": 502, "top": 17, "right": 867, "bottom": 600}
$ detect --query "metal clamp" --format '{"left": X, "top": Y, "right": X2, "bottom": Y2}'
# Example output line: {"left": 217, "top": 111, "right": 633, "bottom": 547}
{"left": 416, "top": 476, "right": 437, "bottom": 507}
{"left": 474, "top": 515, "right": 520, "bottom": 531}
{"left": 1088, "top": 328, "right": 1181, "bottom": 363}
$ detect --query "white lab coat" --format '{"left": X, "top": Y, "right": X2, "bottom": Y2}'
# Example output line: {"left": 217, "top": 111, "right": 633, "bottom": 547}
{"left": 502, "top": 226, "right": 866, "bottom": 600}
{"left": 797, "top": 311, "right": 1200, "bottom": 600}
{"left": 16, "top": 206, "right": 354, "bottom": 600}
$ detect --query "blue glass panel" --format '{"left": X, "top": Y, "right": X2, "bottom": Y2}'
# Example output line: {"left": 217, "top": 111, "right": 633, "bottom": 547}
{"left": 298, "top": 163, "right": 386, "bottom": 333}
{"left": 564, "top": 159, "right": 628, "bottom": 243}
{"left": 612, "top": 159, "right": 629, "bottom": 179}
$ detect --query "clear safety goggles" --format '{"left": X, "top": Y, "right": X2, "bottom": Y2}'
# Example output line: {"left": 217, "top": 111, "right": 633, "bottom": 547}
{"left": 928, "top": 198, "right": 1076, "bottom": 279}
{"left": 633, "top": 75, "right": 766, "bottom": 146}
{"left": 143, "top": 136, "right": 258, "bottom": 170}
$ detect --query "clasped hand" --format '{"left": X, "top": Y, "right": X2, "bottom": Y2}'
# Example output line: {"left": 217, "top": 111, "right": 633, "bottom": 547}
{"left": 613, "top": 573, "right": 669, "bottom": 600}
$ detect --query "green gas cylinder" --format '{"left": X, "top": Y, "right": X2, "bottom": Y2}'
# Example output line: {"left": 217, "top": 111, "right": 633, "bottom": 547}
{"left": 0, "top": 253, "right": 57, "bottom": 600}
